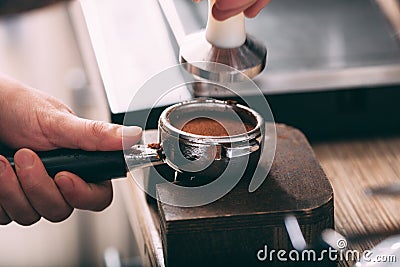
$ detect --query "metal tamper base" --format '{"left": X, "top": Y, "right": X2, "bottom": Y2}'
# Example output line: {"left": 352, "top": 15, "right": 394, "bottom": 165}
{"left": 179, "top": 31, "right": 267, "bottom": 82}
{"left": 179, "top": 0, "right": 267, "bottom": 83}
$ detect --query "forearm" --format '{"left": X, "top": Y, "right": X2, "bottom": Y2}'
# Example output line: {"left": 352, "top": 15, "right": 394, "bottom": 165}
{"left": 0, "top": 0, "right": 67, "bottom": 15}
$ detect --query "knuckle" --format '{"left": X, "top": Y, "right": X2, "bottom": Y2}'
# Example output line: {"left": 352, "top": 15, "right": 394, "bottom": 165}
{"left": 47, "top": 96, "right": 75, "bottom": 114}
{"left": 36, "top": 109, "right": 58, "bottom": 138}
{"left": 87, "top": 121, "right": 107, "bottom": 138}
{"left": 36, "top": 111, "right": 67, "bottom": 148}
{"left": 82, "top": 121, "right": 110, "bottom": 150}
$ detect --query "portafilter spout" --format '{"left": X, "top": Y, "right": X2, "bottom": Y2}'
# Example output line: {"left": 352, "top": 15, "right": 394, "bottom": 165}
{"left": 179, "top": 0, "right": 267, "bottom": 82}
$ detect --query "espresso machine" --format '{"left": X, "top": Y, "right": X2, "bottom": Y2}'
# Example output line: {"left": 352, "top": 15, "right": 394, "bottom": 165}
{"left": 72, "top": 0, "right": 400, "bottom": 138}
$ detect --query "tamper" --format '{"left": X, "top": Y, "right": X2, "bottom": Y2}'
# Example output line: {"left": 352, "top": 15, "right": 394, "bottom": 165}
{"left": 179, "top": 0, "right": 267, "bottom": 82}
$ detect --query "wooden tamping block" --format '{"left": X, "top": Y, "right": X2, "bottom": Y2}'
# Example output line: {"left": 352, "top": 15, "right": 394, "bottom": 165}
{"left": 156, "top": 124, "right": 334, "bottom": 266}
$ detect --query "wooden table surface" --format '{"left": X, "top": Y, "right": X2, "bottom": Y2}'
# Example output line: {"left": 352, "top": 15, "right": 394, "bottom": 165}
{"left": 313, "top": 137, "right": 400, "bottom": 266}
{"left": 120, "top": 136, "right": 400, "bottom": 267}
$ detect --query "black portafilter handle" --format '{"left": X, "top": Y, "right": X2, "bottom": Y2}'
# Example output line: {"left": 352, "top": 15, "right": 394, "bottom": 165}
{"left": 3, "top": 148, "right": 127, "bottom": 183}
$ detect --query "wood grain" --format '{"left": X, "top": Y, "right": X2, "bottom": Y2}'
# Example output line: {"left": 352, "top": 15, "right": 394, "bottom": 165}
{"left": 313, "top": 137, "right": 400, "bottom": 266}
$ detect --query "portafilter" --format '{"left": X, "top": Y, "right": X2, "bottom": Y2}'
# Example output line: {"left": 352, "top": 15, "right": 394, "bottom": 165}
{"left": 4, "top": 99, "right": 264, "bottom": 183}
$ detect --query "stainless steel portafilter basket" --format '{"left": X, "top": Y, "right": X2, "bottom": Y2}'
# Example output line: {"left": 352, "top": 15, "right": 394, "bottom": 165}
{"left": 156, "top": 99, "right": 264, "bottom": 182}
{"left": 4, "top": 99, "right": 264, "bottom": 184}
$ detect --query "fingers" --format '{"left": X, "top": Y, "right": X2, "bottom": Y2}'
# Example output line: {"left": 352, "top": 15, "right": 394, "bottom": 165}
{"left": 244, "top": 0, "right": 270, "bottom": 18}
{"left": 0, "top": 149, "right": 113, "bottom": 226}
{"left": 214, "top": 0, "right": 257, "bottom": 11}
{"left": 46, "top": 113, "right": 142, "bottom": 151}
{"left": 0, "top": 149, "right": 75, "bottom": 225}
{"left": 14, "top": 149, "right": 73, "bottom": 222}
{"left": 212, "top": 0, "right": 268, "bottom": 21}
{"left": 0, "top": 155, "right": 40, "bottom": 225}
{"left": 55, "top": 172, "right": 113, "bottom": 211}
{"left": 213, "top": 0, "right": 256, "bottom": 21}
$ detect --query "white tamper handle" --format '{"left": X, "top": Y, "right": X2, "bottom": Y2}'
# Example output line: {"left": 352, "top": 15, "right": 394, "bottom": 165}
{"left": 179, "top": 0, "right": 266, "bottom": 81}
{"left": 206, "top": 0, "right": 246, "bottom": 48}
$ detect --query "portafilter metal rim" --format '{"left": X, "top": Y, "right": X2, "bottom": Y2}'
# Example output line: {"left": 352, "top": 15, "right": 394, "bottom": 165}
{"left": 158, "top": 98, "right": 264, "bottom": 148}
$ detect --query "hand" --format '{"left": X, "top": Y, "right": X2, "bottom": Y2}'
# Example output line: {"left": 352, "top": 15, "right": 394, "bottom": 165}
{"left": 0, "top": 73, "right": 142, "bottom": 225}
{"left": 211, "top": 0, "right": 271, "bottom": 21}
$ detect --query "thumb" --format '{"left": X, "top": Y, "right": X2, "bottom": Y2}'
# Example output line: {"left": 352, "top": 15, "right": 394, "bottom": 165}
{"left": 50, "top": 114, "right": 142, "bottom": 151}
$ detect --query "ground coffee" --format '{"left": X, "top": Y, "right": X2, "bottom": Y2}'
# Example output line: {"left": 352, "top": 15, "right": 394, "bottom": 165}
{"left": 181, "top": 117, "right": 254, "bottom": 136}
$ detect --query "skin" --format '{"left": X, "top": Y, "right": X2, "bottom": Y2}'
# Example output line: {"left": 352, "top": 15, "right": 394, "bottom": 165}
{"left": 0, "top": 74, "right": 142, "bottom": 225}
{"left": 212, "top": 0, "right": 271, "bottom": 21}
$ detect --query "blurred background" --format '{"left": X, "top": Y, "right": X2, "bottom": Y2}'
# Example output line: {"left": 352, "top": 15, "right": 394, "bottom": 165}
{"left": 0, "top": 3, "right": 139, "bottom": 266}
